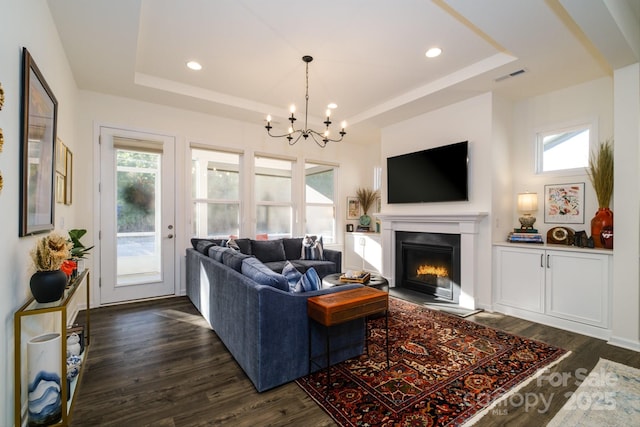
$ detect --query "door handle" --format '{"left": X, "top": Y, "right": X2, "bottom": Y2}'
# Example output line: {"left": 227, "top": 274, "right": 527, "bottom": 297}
{"left": 540, "top": 254, "right": 543, "bottom": 268}
{"left": 546, "top": 254, "right": 550, "bottom": 268}
{"left": 167, "top": 234, "right": 174, "bottom": 239}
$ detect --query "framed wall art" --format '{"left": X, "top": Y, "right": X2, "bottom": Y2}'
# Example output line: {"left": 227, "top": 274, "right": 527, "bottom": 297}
{"left": 56, "top": 173, "right": 65, "bottom": 203}
{"left": 347, "top": 196, "right": 361, "bottom": 220}
{"left": 56, "top": 137, "right": 67, "bottom": 174}
{"left": 544, "top": 182, "right": 585, "bottom": 224}
{"left": 19, "top": 48, "right": 58, "bottom": 236}
{"left": 65, "top": 148, "right": 72, "bottom": 205}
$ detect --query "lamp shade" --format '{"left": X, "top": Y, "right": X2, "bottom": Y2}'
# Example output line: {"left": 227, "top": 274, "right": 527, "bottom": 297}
{"left": 517, "top": 193, "right": 538, "bottom": 212}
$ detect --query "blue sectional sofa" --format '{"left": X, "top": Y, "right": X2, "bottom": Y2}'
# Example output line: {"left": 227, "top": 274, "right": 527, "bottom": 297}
{"left": 186, "top": 237, "right": 365, "bottom": 392}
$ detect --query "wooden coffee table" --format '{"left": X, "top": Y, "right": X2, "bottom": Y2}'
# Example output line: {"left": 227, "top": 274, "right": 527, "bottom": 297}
{"left": 307, "top": 287, "right": 390, "bottom": 390}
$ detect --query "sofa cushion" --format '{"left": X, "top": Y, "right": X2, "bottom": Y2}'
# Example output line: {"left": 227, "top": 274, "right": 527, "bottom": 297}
{"left": 234, "top": 238, "right": 252, "bottom": 255}
{"left": 208, "top": 245, "right": 231, "bottom": 262}
{"left": 283, "top": 238, "right": 303, "bottom": 260}
{"left": 251, "top": 239, "right": 286, "bottom": 263}
{"left": 222, "top": 250, "right": 252, "bottom": 272}
{"left": 301, "top": 235, "right": 324, "bottom": 260}
{"left": 241, "top": 257, "right": 289, "bottom": 291}
{"left": 262, "top": 260, "right": 288, "bottom": 274}
{"left": 195, "top": 240, "right": 217, "bottom": 255}
{"left": 291, "top": 260, "right": 336, "bottom": 279}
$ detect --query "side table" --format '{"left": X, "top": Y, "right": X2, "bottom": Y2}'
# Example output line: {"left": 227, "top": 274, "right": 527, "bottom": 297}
{"left": 307, "top": 287, "right": 390, "bottom": 392}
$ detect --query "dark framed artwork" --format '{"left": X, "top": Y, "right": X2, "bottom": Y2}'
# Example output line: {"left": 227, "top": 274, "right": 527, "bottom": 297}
{"left": 544, "top": 182, "right": 585, "bottom": 224}
{"left": 19, "top": 48, "right": 58, "bottom": 236}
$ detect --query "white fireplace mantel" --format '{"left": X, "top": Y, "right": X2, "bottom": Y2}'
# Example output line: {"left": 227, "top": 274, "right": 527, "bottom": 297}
{"left": 377, "top": 212, "right": 488, "bottom": 309}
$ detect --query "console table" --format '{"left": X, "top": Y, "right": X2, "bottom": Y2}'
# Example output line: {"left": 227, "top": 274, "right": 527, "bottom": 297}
{"left": 307, "top": 287, "right": 389, "bottom": 390}
{"left": 14, "top": 269, "right": 90, "bottom": 427}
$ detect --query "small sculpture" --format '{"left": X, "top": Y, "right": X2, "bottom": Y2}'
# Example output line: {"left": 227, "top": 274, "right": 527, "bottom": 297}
{"left": 67, "top": 333, "right": 81, "bottom": 357}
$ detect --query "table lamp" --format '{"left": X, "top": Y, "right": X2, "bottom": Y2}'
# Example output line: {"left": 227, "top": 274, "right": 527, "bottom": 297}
{"left": 517, "top": 192, "right": 538, "bottom": 230}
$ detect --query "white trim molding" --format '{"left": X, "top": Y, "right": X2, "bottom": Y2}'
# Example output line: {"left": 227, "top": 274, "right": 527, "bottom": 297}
{"left": 377, "top": 212, "right": 488, "bottom": 310}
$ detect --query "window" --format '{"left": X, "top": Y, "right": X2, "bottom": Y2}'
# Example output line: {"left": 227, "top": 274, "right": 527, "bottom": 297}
{"left": 255, "top": 156, "right": 293, "bottom": 239}
{"left": 191, "top": 148, "right": 240, "bottom": 238}
{"left": 305, "top": 162, "right": 336, "bottom": 244}
{"left": 536, "top": 123, "right": 592, "bottom": 174}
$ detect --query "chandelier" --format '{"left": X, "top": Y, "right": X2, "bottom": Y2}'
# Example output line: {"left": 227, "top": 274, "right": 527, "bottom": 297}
{"left": 265, "top": 55, "right": 346, "bottom": 147}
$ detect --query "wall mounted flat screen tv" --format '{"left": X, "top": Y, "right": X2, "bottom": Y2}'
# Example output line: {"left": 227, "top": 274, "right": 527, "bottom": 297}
{"left": 387, "top": 141, "right": 468, "bottom": 203}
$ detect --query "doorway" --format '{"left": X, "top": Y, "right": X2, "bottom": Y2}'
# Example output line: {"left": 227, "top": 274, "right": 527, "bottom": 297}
{"left": 99, "top": 126, "right": 176, "bottom": 304}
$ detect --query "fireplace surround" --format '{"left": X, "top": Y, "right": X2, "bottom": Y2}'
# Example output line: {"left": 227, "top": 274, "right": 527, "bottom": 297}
{"left": 377, "top": 213, "right": 488, "bottom": 309}
{"left": 395, "top": 231, "right": 461, "bottom": 302}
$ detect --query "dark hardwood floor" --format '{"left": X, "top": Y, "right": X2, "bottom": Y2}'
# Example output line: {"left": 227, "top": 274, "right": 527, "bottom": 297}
{"left": 70, "top": 295, "right": 639, "bottom": 427}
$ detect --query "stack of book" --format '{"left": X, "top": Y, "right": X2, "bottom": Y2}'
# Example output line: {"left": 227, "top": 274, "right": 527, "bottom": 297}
{"left": 340, "top": 271, "right": 371, "bottom": 283}
{"left": 508, "top": 228, "right": 544, "bottom": 244}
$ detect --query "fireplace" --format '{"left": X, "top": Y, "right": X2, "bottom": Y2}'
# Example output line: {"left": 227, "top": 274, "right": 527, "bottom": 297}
{"left": 395, "top": 231, "right": 461, "bottom": 303}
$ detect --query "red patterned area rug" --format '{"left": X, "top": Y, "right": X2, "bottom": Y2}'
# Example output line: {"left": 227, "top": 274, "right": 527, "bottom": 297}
{"left": 297, "top": 297, "right": 568, "bottom": 426}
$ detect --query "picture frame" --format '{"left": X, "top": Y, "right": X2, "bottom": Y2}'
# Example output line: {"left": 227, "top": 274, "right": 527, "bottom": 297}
{"left": 19, "top": 48, "right": 58, "bottom": 236}
{"left": 544, "top": 182, "right": 585, "bottom": 224}
{"left": 65, "top": 148, "right": 73, "bottom": 205}
{"left": 347, "top": 196, "right": 361, "bottom": 220}
{"left": 56, "top": 173, "right": 65, "bottom": 203}
{"left": 56, "top": 138, "right": 67, "bottom": 174}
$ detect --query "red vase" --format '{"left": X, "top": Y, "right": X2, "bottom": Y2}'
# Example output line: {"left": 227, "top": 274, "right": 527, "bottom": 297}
{"left": 590, "top": 208, "right": 613, "bottom": 249}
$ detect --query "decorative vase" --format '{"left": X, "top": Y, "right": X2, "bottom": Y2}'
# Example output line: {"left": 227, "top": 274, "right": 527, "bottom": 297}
{"left": 30, "top": 270, "right": 67, "bottom": 303}
{"left": 27, "top": 332, "right": 62, "bottom": 426}
{"left": 359, "top": 214, "right": 371, "bottom": 227}
{"left": 590, "top": 208, "right": 613, "bottom": 249}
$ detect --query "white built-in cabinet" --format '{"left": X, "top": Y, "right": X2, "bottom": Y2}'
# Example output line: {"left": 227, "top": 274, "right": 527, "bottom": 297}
{"left": 493, "top": 243, "right": 612, "bottom": 340}
{"left": 344, "top": 232, "right": 382, "bottom": 273}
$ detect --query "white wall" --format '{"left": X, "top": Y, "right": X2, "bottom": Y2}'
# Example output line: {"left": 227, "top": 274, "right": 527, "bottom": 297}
{"left": 380, "top": 93, "right": 495, "bottom": 308}
{"left": 611, "top": 63, "right": 640, "bottom": 350}
{"left": 0, "top": 0, "right": 80, "bottom": 424}
{"left": 511, "top": 77, "right": 614, "bottom": 238}
{"left": 77, "top": 91, "right": 380, "bottom": 301}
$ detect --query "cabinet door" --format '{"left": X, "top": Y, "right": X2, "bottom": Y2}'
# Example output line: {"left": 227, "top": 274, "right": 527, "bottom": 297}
{"left": 545, "top": 250, "right": 609, "bottom": 327}
{"left": 344, "top": 233, "right": 382, "bottom": 273}
{"left": 495, "top": 247, "right": 545, "bottom": 312}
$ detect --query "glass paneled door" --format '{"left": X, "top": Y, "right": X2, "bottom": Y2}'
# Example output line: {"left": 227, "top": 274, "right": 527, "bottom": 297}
{"left": 99, "top": 127, "right": 176, "bottom": 304}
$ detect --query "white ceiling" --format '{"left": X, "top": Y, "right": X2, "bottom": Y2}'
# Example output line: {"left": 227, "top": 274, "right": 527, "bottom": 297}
{"left": 47, "top": 0, "right": 639, "bottom": 145}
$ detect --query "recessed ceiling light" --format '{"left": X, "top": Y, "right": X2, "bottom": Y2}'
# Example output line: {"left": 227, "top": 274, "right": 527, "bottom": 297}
{"left": 425, "top": 47, "right": 442, "bottom": 58}
{"left": 186, "top": 61, "right": 202, "bottom": 71}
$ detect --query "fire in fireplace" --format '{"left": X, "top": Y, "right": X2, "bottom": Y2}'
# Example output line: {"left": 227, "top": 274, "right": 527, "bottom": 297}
{"left": 395, "top": 231, "right": 461, "bottom": 302}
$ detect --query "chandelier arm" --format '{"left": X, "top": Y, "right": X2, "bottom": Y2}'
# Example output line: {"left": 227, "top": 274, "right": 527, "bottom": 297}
{"left": 267, "top": 128, "right": 302, "bottom": 139}
{"left": 289, "top": 132, "right": 306, "bottom": 146}
{"left": 308, "top": 132, "right": 327, "bottom": 148}
{"left": 307, "top": 129, "right": 344, "bottom": 144}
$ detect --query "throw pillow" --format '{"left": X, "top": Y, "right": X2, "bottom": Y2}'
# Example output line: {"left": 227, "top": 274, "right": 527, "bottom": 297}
{"left": 298, "top": 267, "right": 321, "bottom": 292}
{"left": 282, "top": 261, "right": 303, "bottom": 292}
{"left": 283, "top": 262, "right": 321, "bottom": 293}
{"left": 226, "top": 238, "right": 241, "bottom": 251}
{"left": 301, "top": 235, "right": 324, "bottom": 260}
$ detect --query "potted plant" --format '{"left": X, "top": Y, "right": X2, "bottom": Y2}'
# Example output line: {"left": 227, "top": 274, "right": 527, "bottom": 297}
{"left": 586, "top": 139, "right": 614, "bottom": 248}
{"left": 68, "top": 229, "right": 94, "bottom": 272}
{"left": 356, "top": 187, "right": 379, "bottom": 228}
{"left": 30, "top": 231, "right": 72, "bottom": 302}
